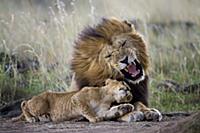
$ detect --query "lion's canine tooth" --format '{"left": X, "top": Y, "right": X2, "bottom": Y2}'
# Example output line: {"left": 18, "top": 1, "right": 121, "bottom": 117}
{"left": 124, "top": 68, "right": 128, "bottom": 72}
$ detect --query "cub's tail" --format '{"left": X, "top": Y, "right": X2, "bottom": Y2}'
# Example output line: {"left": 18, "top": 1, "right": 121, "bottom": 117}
{"left": 11, "top": 113, "right": 25, "bottom": 122}
{"left": 11, "top": 100, "right": 27, "bottom": 122}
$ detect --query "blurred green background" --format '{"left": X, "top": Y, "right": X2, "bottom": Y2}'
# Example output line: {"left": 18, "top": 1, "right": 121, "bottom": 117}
{"left": 0, "top": 0, "right": 200, "bottom": 112}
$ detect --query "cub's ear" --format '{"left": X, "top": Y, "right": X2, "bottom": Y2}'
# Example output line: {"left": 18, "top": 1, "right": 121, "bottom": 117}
{"left": 105, "top": 78, "right": 113, "bottom": 85}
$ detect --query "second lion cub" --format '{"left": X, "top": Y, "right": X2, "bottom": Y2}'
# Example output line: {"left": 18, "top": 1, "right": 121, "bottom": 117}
{"left": 13, "top": 79, "right": 133, "bottom": 123}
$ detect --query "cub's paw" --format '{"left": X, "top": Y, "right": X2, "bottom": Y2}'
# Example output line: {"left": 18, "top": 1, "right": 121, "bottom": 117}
{"left": 89, "top": 117, "right": 102, "bottom": 123}
{"left": 144, "top": 108, "right": 162, "bottom": 122}
{"left": 118, "top": 111, "right": 144, "bottom": 122}
{"left": 105, "top": 104, "right": 134, "bottom": 119}
{"left": 26, "top": 117, "right": 39, "bottom": 123}
{"left": 117, "top": 104, "right": 134, "bottom": 114}
{"left": 38, "top": 114, "right": 51, "bottom": 122}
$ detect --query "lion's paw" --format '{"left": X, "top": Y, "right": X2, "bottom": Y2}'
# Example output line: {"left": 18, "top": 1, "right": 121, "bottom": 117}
{"left": 144, "top": 108, "right": 162, "bottom": 122}
{"left": 118, "top": 111, "right": 144, "bottom": 122}
{"left": 128, "top": 111, "right": 144, "bottom": 122}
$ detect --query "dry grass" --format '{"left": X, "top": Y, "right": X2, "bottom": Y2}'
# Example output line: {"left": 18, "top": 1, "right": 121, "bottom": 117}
{"left": 0, "top": 0, "right": 199, "bottom": 111}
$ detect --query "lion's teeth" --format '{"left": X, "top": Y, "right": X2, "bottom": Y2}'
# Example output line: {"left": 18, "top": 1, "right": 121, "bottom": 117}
{"left": 124, "top": 68, "right": 128, "bottom": 72}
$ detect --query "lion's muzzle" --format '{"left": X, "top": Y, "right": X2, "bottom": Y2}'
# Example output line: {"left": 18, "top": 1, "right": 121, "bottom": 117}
{"left": 118, "top": 56, "right": 144, "bottom": 82}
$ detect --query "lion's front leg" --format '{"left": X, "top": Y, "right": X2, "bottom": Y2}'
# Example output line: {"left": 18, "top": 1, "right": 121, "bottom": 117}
{"left": 117, "top": 111, "right": 145, "bottom": 122}
{"left": 99, "top": 104, "right": 134, "bottom": 120}
{"left": 118, "top": 102, "right": 162, "bottom": 122}
{"left": 135, "top": 102, "right": 162, "bottom": 122}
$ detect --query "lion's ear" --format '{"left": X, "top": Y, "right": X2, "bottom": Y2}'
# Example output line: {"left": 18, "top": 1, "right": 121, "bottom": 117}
{"left": 123, "top": 20, "right": 136, "bottom": 32}
{"left": 131, "top": 24, "right": 136, "bottom": 32}
{"left": 124, "top": 20, "right": 132, "bottom": 27}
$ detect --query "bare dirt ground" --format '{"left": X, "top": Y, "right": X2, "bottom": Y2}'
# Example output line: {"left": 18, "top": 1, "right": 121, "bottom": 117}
{"left": 0, "top": 113, "right": 193, "bottom": 133}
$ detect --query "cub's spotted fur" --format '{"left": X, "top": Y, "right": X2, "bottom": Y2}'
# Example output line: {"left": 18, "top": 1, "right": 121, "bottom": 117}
{"left": 12, "top": 79, "right": 133, "bottom": 123}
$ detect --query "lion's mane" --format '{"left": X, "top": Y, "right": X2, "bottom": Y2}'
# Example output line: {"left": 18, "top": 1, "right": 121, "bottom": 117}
{"left": 71, "top": 18, "right": 149, "bottom": 88}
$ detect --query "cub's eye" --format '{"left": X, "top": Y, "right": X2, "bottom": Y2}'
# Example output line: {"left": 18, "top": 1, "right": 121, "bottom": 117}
{"left": 121, "top": 40, "right": 127, "bottom": 47}
{"left": 105, "top": 54, "right": 112, "bottom": 58}
{"left": 119, "top": 87, "right": 126, "bottom": 91}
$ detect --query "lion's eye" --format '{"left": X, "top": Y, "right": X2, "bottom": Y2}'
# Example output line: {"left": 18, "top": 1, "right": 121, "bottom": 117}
{"left": 105, "top": 54, "right": 112, "bottom": 58}
{"left": 124, "top": 20, "right": 132, "bottom": 27}
{"left": 121, "top": 40, "right": 127, "bottom": 47}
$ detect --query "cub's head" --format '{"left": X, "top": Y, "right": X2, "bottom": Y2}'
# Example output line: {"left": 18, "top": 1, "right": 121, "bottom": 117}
{"left": 72, "top": 18, "right": 149, "bottom": 86}
{"left": 104, "top": 79, "right": 132, "bottom": 103}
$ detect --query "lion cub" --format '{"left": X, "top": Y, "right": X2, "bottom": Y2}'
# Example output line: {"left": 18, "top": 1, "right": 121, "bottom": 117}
{"left": 13, "top": 79, "right": 133, "bottom": 123}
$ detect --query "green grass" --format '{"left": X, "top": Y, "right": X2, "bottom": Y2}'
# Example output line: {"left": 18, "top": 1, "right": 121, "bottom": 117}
{"left": 150, "top": 91, "right": 200, "bottom": 112}
{"left": 150, "top": 79, "right": 200, "bottom": 112}
{"left": 0, "top": 66, "right": 43, "bottom": 103}
{"left": 0, "top": 0, "right": 200, "bottom": 112}
{"left": 147, "top": 22, "right": 200, "bottom": 112}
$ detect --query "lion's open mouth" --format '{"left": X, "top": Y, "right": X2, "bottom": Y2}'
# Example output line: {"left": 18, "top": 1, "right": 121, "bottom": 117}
{"left": 119, "top": 56, "right": 144, "bottom": 81}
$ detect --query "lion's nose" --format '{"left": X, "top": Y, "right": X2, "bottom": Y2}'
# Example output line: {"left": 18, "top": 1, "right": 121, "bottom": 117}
{"left": 120, "top": 56, "right": 129, "bottom": 65}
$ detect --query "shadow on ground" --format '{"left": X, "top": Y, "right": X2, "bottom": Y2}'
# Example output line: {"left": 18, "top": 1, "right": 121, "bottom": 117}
{"left": 0, "top": 112, "right": 199, "bottom": 133}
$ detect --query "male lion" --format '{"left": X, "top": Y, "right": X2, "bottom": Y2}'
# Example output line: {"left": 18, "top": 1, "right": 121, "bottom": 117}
{"left": 12, "top": 79, "right": 134, "bottom": 123}
{"left": 70, "top": 18, "right": 162, "bottom": 122}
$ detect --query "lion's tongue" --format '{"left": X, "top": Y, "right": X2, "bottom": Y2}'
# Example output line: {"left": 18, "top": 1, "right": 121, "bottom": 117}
{"left": 127, "top": 64, "right": 139, "bottom": 76}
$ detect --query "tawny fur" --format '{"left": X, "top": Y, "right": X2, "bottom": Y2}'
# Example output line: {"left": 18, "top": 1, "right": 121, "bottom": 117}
{"left": 12, "top": 79, "right": 134, "bottom": 123}
{"left": 70, "top": 18, "right": 162, "bottom": 122}
{"left": 71, "top": 18, "right": 149, "bottom": 87}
